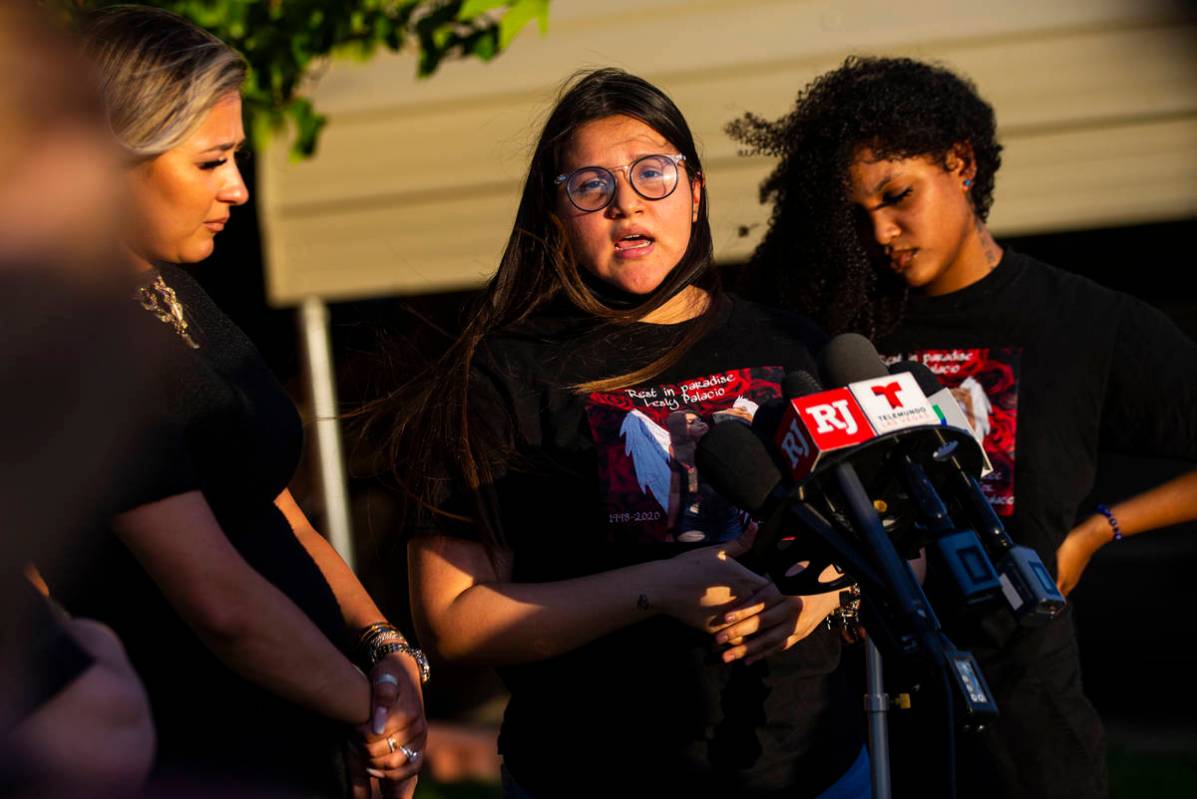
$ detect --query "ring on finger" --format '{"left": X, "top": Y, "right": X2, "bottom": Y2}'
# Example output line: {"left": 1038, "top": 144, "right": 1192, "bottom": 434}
{"left": 398, "top": 744, "right": 421, "bottom": 765}
{"left": 386, "top": 735, "right": 397, "bottom": 754}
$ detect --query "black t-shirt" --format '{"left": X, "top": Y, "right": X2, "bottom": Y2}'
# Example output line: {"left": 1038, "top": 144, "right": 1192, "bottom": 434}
{"left": 431, "top": 295, "right": 862, "bottom": 798}
{"left": 45, "top": 265, "right": 350, "bottom": 796}
{"left": 878, "top": 248, "right": 1197, "bottom": 657}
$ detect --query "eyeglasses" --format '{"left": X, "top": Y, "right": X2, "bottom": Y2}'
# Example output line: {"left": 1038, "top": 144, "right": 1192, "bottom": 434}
{"left": 555, "top": 153, "right": 686, "bottom": 212}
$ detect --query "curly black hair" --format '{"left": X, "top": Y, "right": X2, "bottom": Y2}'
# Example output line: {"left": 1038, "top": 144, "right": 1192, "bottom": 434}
{"left": 727, "top": 56, "right": 1003, "bottom": 337}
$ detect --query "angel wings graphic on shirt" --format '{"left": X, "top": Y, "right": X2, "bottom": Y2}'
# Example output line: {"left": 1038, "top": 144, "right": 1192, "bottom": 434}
{"left": 619, "top": 408, "right": 673, "bottom": 516}
{"left": 617, "top": 397, "right": 761, "bottom": 517}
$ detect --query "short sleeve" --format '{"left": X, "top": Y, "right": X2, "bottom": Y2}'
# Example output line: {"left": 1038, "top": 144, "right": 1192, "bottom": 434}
{"left": 112, "top": 347, "right": 201, "bottom": 510}
{"left": 1100, "top": 296, "right": 1197, "bottom": 461}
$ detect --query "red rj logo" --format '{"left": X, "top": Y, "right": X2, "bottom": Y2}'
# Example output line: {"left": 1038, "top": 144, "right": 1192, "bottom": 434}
{"left": 779, "top": 418, "right": 811, "bottom": 468}
{"left": 803, "top": 400, "right": 860, "bottom": 434}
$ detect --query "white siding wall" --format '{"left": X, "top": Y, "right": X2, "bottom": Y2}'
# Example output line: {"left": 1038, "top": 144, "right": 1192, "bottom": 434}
{"left": 259, "top": 0, "right": 1197, "bottom": 304}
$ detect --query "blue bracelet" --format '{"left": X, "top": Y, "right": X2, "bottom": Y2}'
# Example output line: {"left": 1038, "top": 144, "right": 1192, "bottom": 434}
{"left": 1095, "top": 503, "right": 1123, "bottom": 541}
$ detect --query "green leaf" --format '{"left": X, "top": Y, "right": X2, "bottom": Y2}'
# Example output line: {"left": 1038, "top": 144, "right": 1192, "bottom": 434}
{"left": 532, "top": 0, "right": 549, "bottom": 34}
{"left": 286, "top": 97, "right": 328, "bottom": 160}
{"left": 498, "top": 0, "right": 547, "bottom": 50}
{"left": 431, "top": 25, "right": 454, "bottom": 50}
{"left": 469, "top": 28, "right": 497, "bottom": 61}
{"left": 383, "top": 24, "right": 405, "bottom": 50}
{"left": 457, "top": 0, "right": 507, "bottom": 22}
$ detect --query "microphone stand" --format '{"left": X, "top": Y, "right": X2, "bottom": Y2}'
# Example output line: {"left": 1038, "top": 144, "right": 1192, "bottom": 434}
{"left": 832, "top": 462, "right": 959, "bottom": 799}
{"left": 703, "top": 419, "right": 999, "bottom": 797}
{"left": 864, "top": 639, "right": 892, "bottom": 799}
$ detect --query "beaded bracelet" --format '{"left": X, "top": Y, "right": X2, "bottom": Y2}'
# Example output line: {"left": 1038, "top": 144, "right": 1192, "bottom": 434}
{"left": 1095, "top": 503, "right": 1123, "bottom": 541}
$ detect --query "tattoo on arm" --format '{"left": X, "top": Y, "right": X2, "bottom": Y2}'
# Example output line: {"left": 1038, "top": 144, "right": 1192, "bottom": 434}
{"left": 637, "top": 593, "right": 651, "bottom": 612}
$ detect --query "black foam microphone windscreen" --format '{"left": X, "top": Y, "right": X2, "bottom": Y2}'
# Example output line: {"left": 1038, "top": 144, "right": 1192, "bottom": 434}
{"left": 695, "top": 419, "right": 783, "bottom": 514}
{"left": 889, "top": 359, "right": 945, "bottom": 397}
{"left": 818, "top": 333, "right": 888, "bottom": 387}
{"left": 784, "top": 370, "right": 823, "bottom": 398}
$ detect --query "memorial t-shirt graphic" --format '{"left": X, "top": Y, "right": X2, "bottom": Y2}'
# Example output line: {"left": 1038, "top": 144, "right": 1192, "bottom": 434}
{"left": 585, "top": 366, "right": 784, "bottom": 543}
{"left": 886, "top": 347, "right": 1021, "bottom": 516}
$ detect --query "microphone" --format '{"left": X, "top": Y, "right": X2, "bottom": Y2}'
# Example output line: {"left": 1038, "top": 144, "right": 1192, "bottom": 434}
{"left": 769, "top": 376, "right": 876, "bottom": 483}
{"left": 694, "top": 419, "right": 785, "bottom": 518}
{"left": 817, "top": 337, "right": 1005, "bottom": 609}
{"left": 694, "top": 420, "right": 863, "bottom": 595}
{"left": 699, "top": 407, "right": 941, "bottom": 672}
{"left": 697, "top": 364, "right": 1000, "bottom": 733}
{"left": 784, "top": 369, "right": 821, "bottom": 401}
{"left": 820, "top": 334, "right": 940, "bottom": 434}
{"left": 817, "top": 337, "right": 999, "bottom": 732}
{"left": 887, "top": 360, "right": 1065, "bottom": 626}
{"left": 888, "top": 361, "right": 994, "bottom": 477}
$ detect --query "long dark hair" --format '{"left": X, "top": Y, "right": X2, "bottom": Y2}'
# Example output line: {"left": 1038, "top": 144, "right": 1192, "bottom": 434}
{"left": 727, "top": 56, "right": 1002, "bottom": 337}
{"left": 367, "top": 68, "right": 718, "bottom": 549}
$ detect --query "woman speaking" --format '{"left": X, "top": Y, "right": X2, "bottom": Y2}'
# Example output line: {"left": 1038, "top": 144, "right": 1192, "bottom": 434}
{"left": 387, "top": 68, "right": 868, "bottom": 798}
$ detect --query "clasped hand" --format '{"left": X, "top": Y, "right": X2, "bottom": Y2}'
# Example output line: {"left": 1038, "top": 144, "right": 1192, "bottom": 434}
{"left": 713, "top": 577, "right": 842, "bottom": 664}
{"left": 663, "top": 536, "right": 842, "bottom": 664}
{"left": 345, "top": 652, "right": 427, "bottom": 799}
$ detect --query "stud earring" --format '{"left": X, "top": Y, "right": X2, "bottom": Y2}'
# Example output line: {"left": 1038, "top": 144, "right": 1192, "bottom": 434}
{"left": 963, "top": 178, "right": 974, "bottom": 188}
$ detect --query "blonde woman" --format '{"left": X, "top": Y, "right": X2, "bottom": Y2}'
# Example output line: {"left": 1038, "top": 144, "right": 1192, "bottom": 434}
{"left": 38, "top": 7, "right": 426, "bottom": 796}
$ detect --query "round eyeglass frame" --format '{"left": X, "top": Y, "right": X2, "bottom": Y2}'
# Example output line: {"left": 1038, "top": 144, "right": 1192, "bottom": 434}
{"left": 554, "top": 153, "right": 687, "bottom": 212}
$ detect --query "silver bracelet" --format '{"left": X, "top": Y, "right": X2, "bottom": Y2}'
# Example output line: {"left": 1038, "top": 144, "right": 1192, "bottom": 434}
{"left": 359, "top": 623, "right": 408, "bottom": 668}
{"left": 375, "top": 641, "right": 431, "bottom": 685}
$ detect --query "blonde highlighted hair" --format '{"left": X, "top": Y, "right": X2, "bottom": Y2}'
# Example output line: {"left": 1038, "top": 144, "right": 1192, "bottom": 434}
{"left": 82, "top": 5, "right": 246, "bottom": 160}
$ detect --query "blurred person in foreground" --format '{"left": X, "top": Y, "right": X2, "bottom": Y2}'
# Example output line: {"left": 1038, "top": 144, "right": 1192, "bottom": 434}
{"left": 728, "top": 56, "right": 1197, "bottom": 799}
{"left": 0, "top": 3, "right": 154, "bottom": 796}
{"left": 29, "top": 6, "right": 427, "bottom": 796}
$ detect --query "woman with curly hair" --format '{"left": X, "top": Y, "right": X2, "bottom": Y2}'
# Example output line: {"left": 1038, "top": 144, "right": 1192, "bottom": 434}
{"left": 729, "top": 56, "right": 1197, "bottom": 798}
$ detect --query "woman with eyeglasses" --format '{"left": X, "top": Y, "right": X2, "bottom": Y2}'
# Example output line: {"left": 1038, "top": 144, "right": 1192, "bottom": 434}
{"left": 35, "top": 7, "right": 427, "bottom": 796}
{"left": 384, "top": 68, "right": 868, "bottom": 798}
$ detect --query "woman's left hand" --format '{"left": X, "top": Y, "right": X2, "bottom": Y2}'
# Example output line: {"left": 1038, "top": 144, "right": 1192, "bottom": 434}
{"left": 355, "top": 653, "right": 427, "bottom": 791}
{"left": 713, "top": 581, "right": 841, "bottom": 665}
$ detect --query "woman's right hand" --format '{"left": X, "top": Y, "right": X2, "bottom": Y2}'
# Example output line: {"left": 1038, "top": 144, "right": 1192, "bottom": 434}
{"left": 657, "top": 536, "right": 770, "bottom": 633}
{"left": 353, "top": 653, "right": 427, "bottom": 792}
